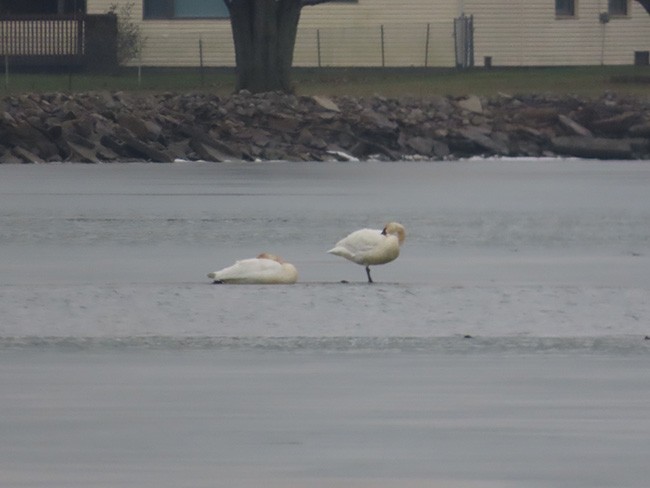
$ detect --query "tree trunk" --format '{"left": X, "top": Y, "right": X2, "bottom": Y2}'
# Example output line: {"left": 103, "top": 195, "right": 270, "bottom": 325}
{"left": 636, "top": 0, "right": 650, "bottom": 14}
{"left": 227, "top": 0, "right": 302, "bottom": 93}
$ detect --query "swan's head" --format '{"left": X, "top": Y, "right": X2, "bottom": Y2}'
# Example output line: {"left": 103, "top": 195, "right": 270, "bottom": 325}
{"left": 382, "top": 222, "right": 406, "bottom": 245}
{"left": 256, "top": 252, "right": 285, "bottom": 263}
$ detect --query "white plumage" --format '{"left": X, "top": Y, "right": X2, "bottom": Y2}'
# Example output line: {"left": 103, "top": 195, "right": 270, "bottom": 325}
{"left": 207, "top": 253, "right": 298, "bottom": 284}
{"left": 327, "top": 222, "right": 406, "bottom": 283}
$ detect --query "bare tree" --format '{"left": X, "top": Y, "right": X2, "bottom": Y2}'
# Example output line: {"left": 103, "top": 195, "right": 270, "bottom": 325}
{"left": 109, "top": 3, "right": 146, "bottom": 66}
{"left": 223, "top": 0, "right": 333, "bottom": 93}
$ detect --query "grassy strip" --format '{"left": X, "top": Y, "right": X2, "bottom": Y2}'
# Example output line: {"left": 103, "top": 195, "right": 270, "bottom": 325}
{"left": 1, "top": 66, "right": 649, "bottom": 98}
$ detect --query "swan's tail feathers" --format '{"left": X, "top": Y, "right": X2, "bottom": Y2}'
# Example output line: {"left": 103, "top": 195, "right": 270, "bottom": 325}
{"left": 327, "top": 246, "right": 353, "bottom": 260}
{"left": 207, "top": 271, "right": 218, "bottom": 280}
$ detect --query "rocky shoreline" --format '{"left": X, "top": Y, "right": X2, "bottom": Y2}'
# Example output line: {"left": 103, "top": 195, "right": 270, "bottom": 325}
{"left": 1, "top": 90, "right": 650, "bottom": 164}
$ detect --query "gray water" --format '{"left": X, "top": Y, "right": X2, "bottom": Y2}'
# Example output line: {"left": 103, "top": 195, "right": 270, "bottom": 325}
{"left": 1, "top": 160, "right": 650, "bottom": 487}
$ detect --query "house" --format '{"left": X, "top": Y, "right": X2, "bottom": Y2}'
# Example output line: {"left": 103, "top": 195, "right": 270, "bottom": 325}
{"left": 464, "top": 0, "right": 650, "bottom": 66}
{"left": 5, "top": 1, "right": 650, "bottom": 68}
{"left": 85, "top": 0, "right": 648, "bottom": 68}
{"left": 84, "top": 0, "right": 459, "bottom": 67}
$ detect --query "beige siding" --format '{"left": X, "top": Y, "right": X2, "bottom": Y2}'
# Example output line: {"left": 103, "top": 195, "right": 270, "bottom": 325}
{"left": 465, "top": 0, "right": 650, "bottom": 66}
{"left": 600, "top": 2, "right": 650, "bottom": 65}
{"left": 294, "top": 21, "right": 454, "bottom": 67}
{"left": 88, "top": 0, "right": 650, "bottom": 68}
{"left": 88, "top": 0, "right": 458, "bottom": 67}
{"left": 297, "top": 0, "right": 457, "bottom": 66}
{"left": 88, "top": 0, "right": 234, "bottom": 66}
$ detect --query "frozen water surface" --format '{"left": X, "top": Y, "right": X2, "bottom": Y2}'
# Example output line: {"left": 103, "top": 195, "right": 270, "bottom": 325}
{"left": 1, "top": 160, "right": 650, "bottom": 488}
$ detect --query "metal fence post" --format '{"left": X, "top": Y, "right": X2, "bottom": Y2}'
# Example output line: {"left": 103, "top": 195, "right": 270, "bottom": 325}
{"left": 317, "top": 28, "right": 321, "bottom": 68}
{"left": 199, "top": 35, "right": 205, "bottom": 85}
{"left": 424, "top": 23, "right": 430, "bottom": 67}
{"left": 380, "top": 24, "right": 385, "bottom": 67}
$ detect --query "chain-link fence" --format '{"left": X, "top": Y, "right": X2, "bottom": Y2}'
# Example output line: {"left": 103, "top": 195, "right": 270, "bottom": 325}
{"left": 295, "top": 21, "right": 456, "bottom": 68}
{"left": 1, "top": 17, "right": 464, "bottom": 90}
{"left": 133, "top": 21, "right": 457, "bottom": 69}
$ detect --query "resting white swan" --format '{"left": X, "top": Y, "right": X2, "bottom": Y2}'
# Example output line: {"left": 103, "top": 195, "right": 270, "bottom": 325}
{"left": 327, "top": 222, "right": 406, "bottom": 283}
{"left": 207, "top": 253, "right": 298, "bottom": 284}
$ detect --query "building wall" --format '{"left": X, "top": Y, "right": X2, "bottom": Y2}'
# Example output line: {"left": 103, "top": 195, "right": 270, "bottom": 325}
{"left": 88, "top": 0, "right": 650, "bottom": 68}
{"left": 87, "top": 0, "right": 457, "bottom": 67}
{"left": 87, "top": 0, "right": 235, "bottom": 66}
{"left": 464, "top": 0, "right": 650, "bottom": 66}
{"left": 296, "top": 0, "right": 457, "bottom": 67}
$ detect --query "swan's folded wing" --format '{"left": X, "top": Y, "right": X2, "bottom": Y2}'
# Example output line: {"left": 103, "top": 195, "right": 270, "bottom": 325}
{"left": 331, "top": 228, "right": 382, "bottom": 256}
{"left": 209, "top": 258, "right": 282, "bottom": 282}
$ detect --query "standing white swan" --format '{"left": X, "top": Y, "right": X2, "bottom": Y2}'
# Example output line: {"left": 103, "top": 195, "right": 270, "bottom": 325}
{"left": 327, "top": 222, "right": 406, "bottom": 283}
{"left": 207, "top": 253, "right": 298, "bottom": 284}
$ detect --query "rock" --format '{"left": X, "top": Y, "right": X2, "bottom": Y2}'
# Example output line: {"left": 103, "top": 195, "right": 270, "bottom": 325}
{"left": 268, "top": 113, "right": 302, "bottom": 132}
{"left": 123, "top": 137, "right": 172, "bottom": 162}
{"left": 250, "top": 130, "right": 272, "bottom": 148}
{"left": 432, "top": 140, "right": 451, "bottom": 158}
{"left": 115, "top": 128, "right": 173, "bottom": 162}
{"left": 177, "top": 124, "right": 242, "bottom": 158}
{"left": 590, "top": 112, "right": 643, "bottom": 136}
{"left": 66, "top": 140, "right": 101, "bottom": 164}
{"left": 513, "top": 107, "right": 559, "bottom": 124}
{"left": 99, "top": 134, "right": 129, "bottom": 158}
{"left": 312, "top": 96, "right": 340, "bottom": 112}
{"left": 406, "top": 136, "right": 435, "bottom": 156}
{"left": 297, "top": 128, "right": 327, "bottom": 150}
{"left": 117, "top": 114, "right": 161, "bottom": 141}
{"left": 558, "top": 115, "right": 593, "bottom": 137}
{"left": 326, "top": 150, "right": 359, "bottom": 162}
{"left": 457, "top": 95, "right": 483, "bottom": 114}
{"left": 0, "top": 91, "right": 648, "bottom": 162}
{"left": 262, "top": 147, "right": 289, "bottom": 161}
{"left": 12, "top": 146, "right": 44, "bottom": 163}
{"left": 188, "top": 138, "right": 232, "bottom": 162}
{"left": 65, "top": 132, "right": 96, "bottom": 149}
{"left": 628, "top": 122, "right": 650, "bottom": 137}
{"left": 551, "top": 136, "right": 635, "bottom": 159}
{"left": 95, "top": 145, "right": 119, "bottom": 161}
{"left": 0, "top": 151, "right": 24, "bottom": 164}
{"left": 4, "top": 120, "right": 59, "bottom": 160}
{"left": 458, "top": 127, "right": 510, "bottom": 155}
{"left": 359, "top": 109, "right": 398, "bottom": 132}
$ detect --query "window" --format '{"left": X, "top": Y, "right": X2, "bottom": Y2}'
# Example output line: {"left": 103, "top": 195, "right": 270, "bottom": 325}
{"left": 608, "top": 0, "right": 628, "bottom": 16}
{"left": 0, "top": 0, "right": 86, "bottom": 14}
{"left": 555, "top": 0, "right": 576, "bottom": 17}
{"left": 143, "top": 0, "right": 229, "bottom": 19}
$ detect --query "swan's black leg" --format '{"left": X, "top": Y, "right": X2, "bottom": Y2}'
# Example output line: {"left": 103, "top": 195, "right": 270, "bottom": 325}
{"left": 365, "top": 266, "right": 373, "bottom": 283}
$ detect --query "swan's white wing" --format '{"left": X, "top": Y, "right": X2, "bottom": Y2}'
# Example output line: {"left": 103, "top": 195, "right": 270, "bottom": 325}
{"left": 328, "top": 223, "right": 404, "bottom": 280}
{"left": 328, "top": 228, "right": 400, "bottom": 267}
{"left": 329, "top": 228, "right": 383, "bottom": 258}
{"left": 209, "top": 258, "right": 284, "bottom": 283}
